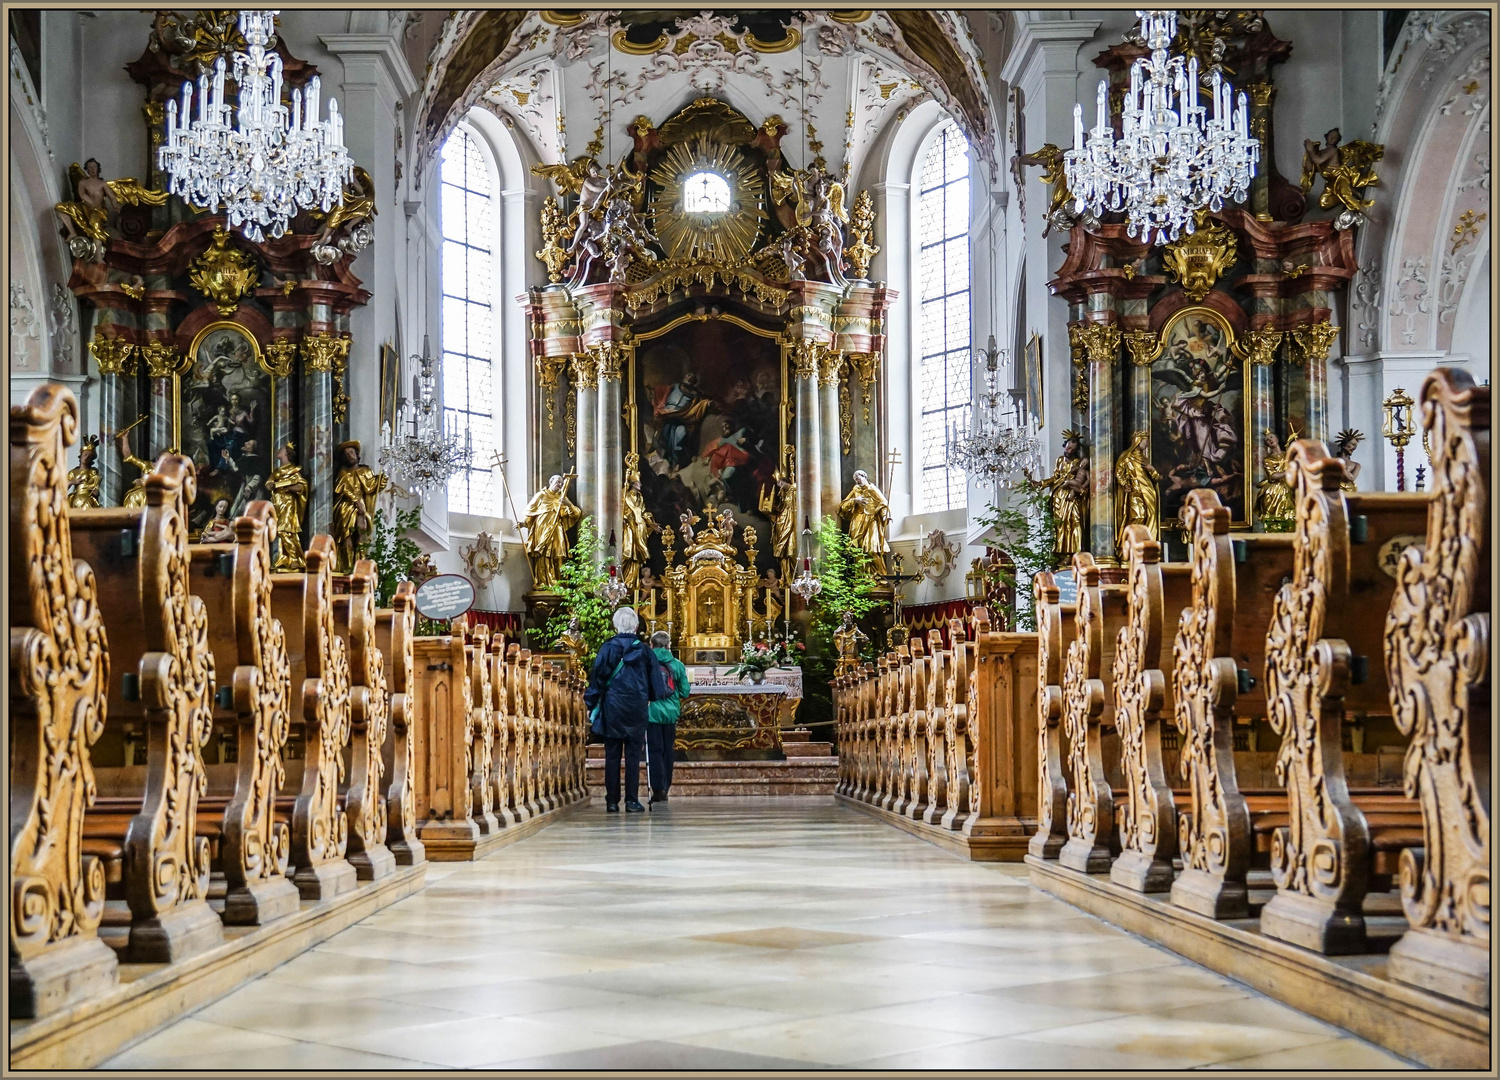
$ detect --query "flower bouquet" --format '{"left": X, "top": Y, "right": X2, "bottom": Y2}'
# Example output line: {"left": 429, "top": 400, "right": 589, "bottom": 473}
{"left": 725, "top": 639, "right": 779, "bottom": 683}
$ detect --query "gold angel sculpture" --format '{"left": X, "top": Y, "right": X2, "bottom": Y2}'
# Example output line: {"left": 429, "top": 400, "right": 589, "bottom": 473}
{"left": 312, "top": 166, "right": 376, "bottom": 249}
{"left": 55, "top": 159, "right": 167, "bottom": 259}
{"left": 1254, "top": 428, "right": 1296, "bottom": 531}
{"left": 1017, "top": 143, "right": 1075, "bottom": 236}
{"left": 1300, "top": 128, "right": 1383, "bottom": 226}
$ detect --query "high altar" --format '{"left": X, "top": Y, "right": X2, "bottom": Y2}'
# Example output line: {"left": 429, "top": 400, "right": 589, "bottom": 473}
{"left": 521, "top": 97, "right": 894, "bottom": 627}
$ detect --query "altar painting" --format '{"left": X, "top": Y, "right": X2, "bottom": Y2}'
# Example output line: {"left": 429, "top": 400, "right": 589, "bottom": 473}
{"left": 1149, "top": 308, "right": 1248, "bottom": 528}
{"left": 179, "top": 322, "right": 274, "bottom": 538}
{"left": 634, "top": 320, "right": 783, "bottom": 574}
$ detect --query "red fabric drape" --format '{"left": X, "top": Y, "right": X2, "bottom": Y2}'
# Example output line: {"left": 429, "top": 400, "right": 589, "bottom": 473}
{"left": 902, "top": 599, "right": 974, "bottom": 649}
{"left": 466, "top": 610, "right": 524, "bottom": 639}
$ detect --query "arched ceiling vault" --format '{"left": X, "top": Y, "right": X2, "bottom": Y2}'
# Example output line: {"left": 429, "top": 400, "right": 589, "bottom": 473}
{"left": 413, "top": 10, "right": 999, "bottom": 185}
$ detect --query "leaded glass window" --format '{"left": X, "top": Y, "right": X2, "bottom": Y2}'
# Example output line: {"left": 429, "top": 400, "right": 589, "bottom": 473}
{"left": 440, "top": 126, "right": 497, "bottom": 516}
{"left": 916, "top": 122, "right": 972, "bottom": 513}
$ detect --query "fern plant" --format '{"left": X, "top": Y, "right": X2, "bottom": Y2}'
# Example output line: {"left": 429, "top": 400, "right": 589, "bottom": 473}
{"left": 807, "top": 515, "right": 881, "bottom": 663}
{"left": 541, "top": 518, "right": 615, "bottom": 670}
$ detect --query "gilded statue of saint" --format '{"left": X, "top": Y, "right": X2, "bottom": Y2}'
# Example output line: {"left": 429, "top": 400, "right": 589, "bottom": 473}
{"left": 1254, "top": 429, "right": 1296, "bottom": 531}
{"left": 1332, "top": 428, "right": 1364, "bottom": 494}
{"left": 267, "top": 442, "right": 309, "bottom": 572}
{"left": 1114, "top": 429, "right": 1161, "bottom": 552}
{"left": 331, "top": 440, "right": 387, "bottom": 573}
{"left": 620, "top": 466, "right": 658, "bottom": 589}
{"left": 521, "top": 473, "right": 581, "bottom": 591}
{"left": 67, "top": 435, "right": 102, "bottom": 509}
{"left": 838, "top": 469, "right": 891, "bottom": 576}
{"left": 555, "top": 615, "right": 587, "bottom": 669}
{"left": 1029, "top": 429, "right": 1089, "bottom": 559}
{"left": 114, "top": 426, "right": 152, "bottom": 509}
{"left": 833, "top": 609, "right": 869, "bottom": 676}
{"left": 758, "top": 446, "right": 798, "bottom": 583}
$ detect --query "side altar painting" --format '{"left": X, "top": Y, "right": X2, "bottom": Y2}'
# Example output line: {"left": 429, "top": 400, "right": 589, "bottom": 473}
{"left": 179, "top": 322, "right": 274, "bottom": 539}
{"left": 1149, "top": 308, "right": 1248, "bottom": 528}
{"left": 635, "top": 321, "right": 784, "bottom": 577}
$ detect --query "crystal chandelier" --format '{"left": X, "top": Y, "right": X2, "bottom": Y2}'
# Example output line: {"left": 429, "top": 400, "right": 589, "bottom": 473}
{"left": 947, "top": 336, "right": 1043, "bottom": 488}
{"left": 379, "top": 336, "right": 473, "bottom": 497}
{"left": 1064, "top": 10, "right": 1259, "bottom": 245}
{"left": 158, "top": 10, "right": 353, "bottom": 242}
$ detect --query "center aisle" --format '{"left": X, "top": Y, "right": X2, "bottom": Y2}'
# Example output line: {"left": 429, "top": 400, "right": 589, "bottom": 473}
{"left": 104, "top": 799, "right": 1409, "bottom": 1070}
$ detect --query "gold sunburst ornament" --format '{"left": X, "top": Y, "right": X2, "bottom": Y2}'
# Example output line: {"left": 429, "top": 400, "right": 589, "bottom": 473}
{"left": 649, "top": 139, "right": 764, "bottom": 265}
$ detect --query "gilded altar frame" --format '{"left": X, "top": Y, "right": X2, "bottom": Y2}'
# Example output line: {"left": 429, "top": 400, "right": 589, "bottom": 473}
{"left": 175, "top": 320, "right": 277, "bottom": 448}
{"left": 1147, "top": 306, "right": 1255, "bottom": 532}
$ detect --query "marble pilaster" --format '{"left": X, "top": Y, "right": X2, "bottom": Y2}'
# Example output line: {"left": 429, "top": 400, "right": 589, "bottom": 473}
{"left": 791, "top": 340, "right": 823, "bottom": 531}
{"left": 570, "top": 351, "right": 599, "bottom": 529}
{"left": 593, "top": 342, "right": 627, "bottom": 556}
{"left": 818, "top": 347, "right": 844, "bottom": 516}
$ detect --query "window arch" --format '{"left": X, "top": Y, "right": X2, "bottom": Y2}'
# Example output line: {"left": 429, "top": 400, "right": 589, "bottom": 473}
{"left": 916, "top": 121, "right": 972, "bottom": 512}
{"left": 439, "top": 125, "right": 497, "bottom": 516}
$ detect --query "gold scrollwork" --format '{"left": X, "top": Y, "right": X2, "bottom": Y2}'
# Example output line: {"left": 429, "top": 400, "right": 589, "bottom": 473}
{"left": 1074, "top": 322, "right": 1122, "bottom": 366}
{"left": 301, "top": 332, "right": 343, "bottom": 373}
{"left": 790, "top": 339, "right": 823, "bottom": 381}
{"left": 534, "top": 196, "right": 570, "bottom": 283}
{"left": 845, "top": 190, "right": 880, "bottom": 279}
{"left": 188, "top": 225, "right": 260, "bottom": 316}
{"left": 89, "top": 335, "right": 138, "bottom": 376}
{"left": 846, "top": 351, "right": 879, "bottom": 423}
{"left": 263, "top": 340, "right": 297, "bottom": 378}
{"left": 1161, "top": 217, "right": 1238, "bottom": 301}
{"left": 1231, "top": 327, "right": 1284, "bottom": 367}
{"left": 590, "top": 341, "right": 629, "bottom": 382}
{"left": 1289, "top": 320, "right": 1340, "bottom": 366}
{"left": 535, "top": 355, "right": 568, "bottom": 430}
{"left": 1123, "top": 329, "right": 1163, "bottom": 368}
{"left": 139, "top": 341, "right": 183, "bottom": 379}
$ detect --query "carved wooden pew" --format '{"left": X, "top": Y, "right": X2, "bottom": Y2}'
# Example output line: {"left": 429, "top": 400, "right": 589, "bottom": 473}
{"left": 412, "top": 626, "right": 477, "bottom": 847}
{"left": 500, "top": 642, "right": 528, "bottom": 823}
{"left": 270, "top": 536, "right": 356, "bottom": 900}
{"left": 921, "top": 642, "right": 949, "bottom": 826}
{"left": 1260, "top": 441, "right": 1431, "bottom": 954}
{"left": 487, "top": 636, "right": 517, "bottom": 829}
{"left": 940, "top": 619, "right": 975, "bottom": 831}
{"left": 966, "top": 607, "right": 1041, "bottom": 850}
{"left": 374, "top": 582, "right": 425, "bottom": 866}
{"left": 1383, "top": 367, "right": 1490, "bottom": 1006}
{"left": 185, "top": 504, "right": 299, "bottom": 925}
{"left": 10, "top": 386, "right": 120, "bottom": 1017}
{"left": 1058, "top": 554, "right": 1130, "bottom": 873}
{"left": 331, "top": 561, "right": 395, "bottom": 882}
{"left": 901, "top": 637, "right": 931, "bottom": 820}
{"left": 1030, "top": 571, "right": 1079, "bottom": 859}
{"left": 69, "top": 456, "right": 223, "bottom": 962}
{"left": 464, "top": 623, "right": 499, "bottom": 836}
{"left": 1110, "top": 527, "right": 1191, "bottom": 892}
{"left": 1171, "top": 490, "right": 1296, "bottom": 917}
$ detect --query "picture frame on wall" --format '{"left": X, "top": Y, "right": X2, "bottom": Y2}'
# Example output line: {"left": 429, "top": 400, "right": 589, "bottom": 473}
{"left": 379, "top": 342, "right": 401, "bottom": 435}
{"left": 1025, "top": 331, "right": 1044, "bottom": 428}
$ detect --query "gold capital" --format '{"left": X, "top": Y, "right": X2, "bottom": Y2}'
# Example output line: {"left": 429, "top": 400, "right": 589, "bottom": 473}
{"left": 139, "top": 341, "right": 182, "bottom": 379}
{"left": 89, "top": 335, "right": 138, "bottom": 376}
{"left": 301, "top": 332, "right": 342, "bottom": 373}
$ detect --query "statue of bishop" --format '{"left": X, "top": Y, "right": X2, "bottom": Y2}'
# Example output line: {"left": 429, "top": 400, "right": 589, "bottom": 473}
{"left": 838, "top": 469, "right": 892, "bottom": 576}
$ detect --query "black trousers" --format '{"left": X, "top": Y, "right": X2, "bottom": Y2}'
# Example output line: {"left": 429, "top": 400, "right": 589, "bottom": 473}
{"left": 603, "top": 731, "right": 643, "bottom": 804}
{"left": 646, "top": 723, "right": 677, "bottom": 795}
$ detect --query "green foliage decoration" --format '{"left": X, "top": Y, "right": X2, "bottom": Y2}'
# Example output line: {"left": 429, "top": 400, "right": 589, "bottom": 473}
{"left": 364, "top": 506, "right": 424, "bottom": 609}
{"left": 541, "top": 517, "right": 615, "bottom": 670}
{"left": 807, "top": 515, "right": 881, "bottom": 666}
{"left": 973, "top": 478, "right": 1057, "bottom": 632}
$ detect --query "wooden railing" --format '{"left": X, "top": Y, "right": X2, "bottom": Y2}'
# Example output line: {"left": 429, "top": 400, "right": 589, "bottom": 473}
{"left": 409, "top": 624, "right": 589, "bottom": 860}
{"left": 1027, "top": 368, "right": 1489, "bottom": 1028}
{"left": 834, "top": 608, "right": 1039, "bottom": 859}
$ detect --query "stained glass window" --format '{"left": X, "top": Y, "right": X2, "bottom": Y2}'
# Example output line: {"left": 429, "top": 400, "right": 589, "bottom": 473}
{"left": 440, "top": 126, "right": 496, "bottom": 516}
{"left": 916, "top": 122, "right": 972, "bottom": 513}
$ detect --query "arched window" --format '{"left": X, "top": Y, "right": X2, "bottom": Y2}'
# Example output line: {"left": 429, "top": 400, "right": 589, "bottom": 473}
{"left": 916, "top": 121, "right": 972, "bottom": 512}
{"left": 439, "top": 125, "right": 497, "bottom": 516}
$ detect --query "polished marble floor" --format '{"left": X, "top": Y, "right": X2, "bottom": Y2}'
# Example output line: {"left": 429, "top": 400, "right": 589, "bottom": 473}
{"left": 103, "top": 799, "right": 1413, "bottom": 1070}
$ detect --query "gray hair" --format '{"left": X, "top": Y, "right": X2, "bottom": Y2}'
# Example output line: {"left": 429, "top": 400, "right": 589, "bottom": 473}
{"left": 650, "top": 631, "right": 671, "bottom": 648}
{"left": 612, "top": 607, "right": 640, "bottom": 633}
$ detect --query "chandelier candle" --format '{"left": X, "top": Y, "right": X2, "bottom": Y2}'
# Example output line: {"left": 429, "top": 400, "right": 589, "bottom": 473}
{"left": 1065, "top": 10, "right": 1259, "bottom": 244}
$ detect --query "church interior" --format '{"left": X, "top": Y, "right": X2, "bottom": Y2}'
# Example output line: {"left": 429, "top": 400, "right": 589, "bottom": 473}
{"left": 6, "top": 6, "right": 1492, "bottom": 1072}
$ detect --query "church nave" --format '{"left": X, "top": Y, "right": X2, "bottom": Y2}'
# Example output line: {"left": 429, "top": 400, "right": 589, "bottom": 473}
{"left": 103, "top": 801, "right": 1410, "bottom": 1071}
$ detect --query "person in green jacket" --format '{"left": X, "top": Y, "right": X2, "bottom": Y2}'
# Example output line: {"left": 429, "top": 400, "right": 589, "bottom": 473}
{"left": 646, "top": 631, "right": 690, "bottom": 804}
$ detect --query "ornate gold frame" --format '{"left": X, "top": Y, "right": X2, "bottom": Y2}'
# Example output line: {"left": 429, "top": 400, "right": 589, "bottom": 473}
{"left": 1149, "top": 305, "right": 1254, "bottom": 532}
{"left": 175, "top": 320, "right": 275, "bottom": 451}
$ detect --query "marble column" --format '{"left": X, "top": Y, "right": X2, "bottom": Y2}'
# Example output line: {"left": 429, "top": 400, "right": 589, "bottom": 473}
{"left": 1294, "top": 322, "right": 1339, "bottom": 443}
{"left": 90, "top": 336, "right": 137, "bottom": 505}
{"left": 265, "top": 342, "right": 298, "bottom": 460}
{"left": 569, "top": 351, "right": 599, "bottom": 530}
{"left": 594, "top": 342, "right": 627, "bottom": 559}
{"left": 818, "top": 347, "right": 844, "bottom": 516}
{"left": 301, "top": 333, "right": 340, "bottom": 536}
{"left": 1080, "top": 323, "right": 1121, "bottom": 561}
{"left": 141, "top": 343, "right": 178, "bottom": 458}
{"left": 791, "top": 340, "right": 823, "bottom": 531}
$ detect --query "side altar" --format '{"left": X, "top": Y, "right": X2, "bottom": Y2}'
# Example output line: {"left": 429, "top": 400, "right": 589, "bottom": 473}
{"left": 676, "top": 668, "right": 803, "bottom": 760}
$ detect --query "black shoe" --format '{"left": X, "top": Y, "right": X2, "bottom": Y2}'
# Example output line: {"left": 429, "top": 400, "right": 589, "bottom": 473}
{"left": 624, "top": 800, "right": 645, "bottom": 813}
{"left": 606, "top": 802, "right": 619, "bottom": 813}
{"left": 649, "top": 792, "right": 669, "bottom": 804}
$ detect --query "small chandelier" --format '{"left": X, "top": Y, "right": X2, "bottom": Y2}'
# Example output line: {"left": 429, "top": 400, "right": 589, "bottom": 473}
{"left": 947, "top": 335, "right": 1042, "bottom": 488}
{"left": 379, "top": 336, "right": 473, "bottom": 497}
{"left": 158, "top": 10, "right": 353, "bottom": 242}
{"left": 1064, "top": 10, "right": 1259, "bottom": 245}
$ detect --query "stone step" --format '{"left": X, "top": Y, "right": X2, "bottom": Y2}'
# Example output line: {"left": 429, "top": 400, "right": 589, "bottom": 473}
{"left": 586, "top": 757, "right": 838, "bottom": 798}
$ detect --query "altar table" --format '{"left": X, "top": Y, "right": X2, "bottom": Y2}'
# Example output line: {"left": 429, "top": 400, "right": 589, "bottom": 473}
{"left": 676, "top": 667, "right": 803, "bottom": 758}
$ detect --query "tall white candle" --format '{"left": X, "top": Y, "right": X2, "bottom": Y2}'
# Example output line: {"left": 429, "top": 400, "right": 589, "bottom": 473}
{"left": 1096, "top": 81, "right": 1107, "bottom": 130}
{"left": 1073, "top": 103, "right": 1084, "bottom": 148}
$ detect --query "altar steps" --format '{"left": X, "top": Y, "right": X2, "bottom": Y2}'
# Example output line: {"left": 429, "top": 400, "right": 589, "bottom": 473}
{"left": 585, "top": 752, "right": 839, "bottom": 798}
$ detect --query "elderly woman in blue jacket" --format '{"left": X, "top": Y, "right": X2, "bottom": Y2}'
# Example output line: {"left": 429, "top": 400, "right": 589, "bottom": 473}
{"left": 586, "top": 607, "right": 666, "bottom": 812}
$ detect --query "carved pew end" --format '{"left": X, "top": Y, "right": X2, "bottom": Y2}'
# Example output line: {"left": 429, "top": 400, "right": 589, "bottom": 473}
{"left": 1170, "top": 866, "right": 1251, "bottom": 921}
{"left": 1389, "top": 919, "right": 1491, "bottom": 1010}
{"left": 1109, "top": 849, "right": 1176, "bottom": 893}
{"left": 10, "top": 933, "right": 121, "bottom": 1021}
{"left": 1258, "top": 887, "right": 1368, "bottom": 956}
{"left": 123, "top": 894, "right": 226, "bottom": 964}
